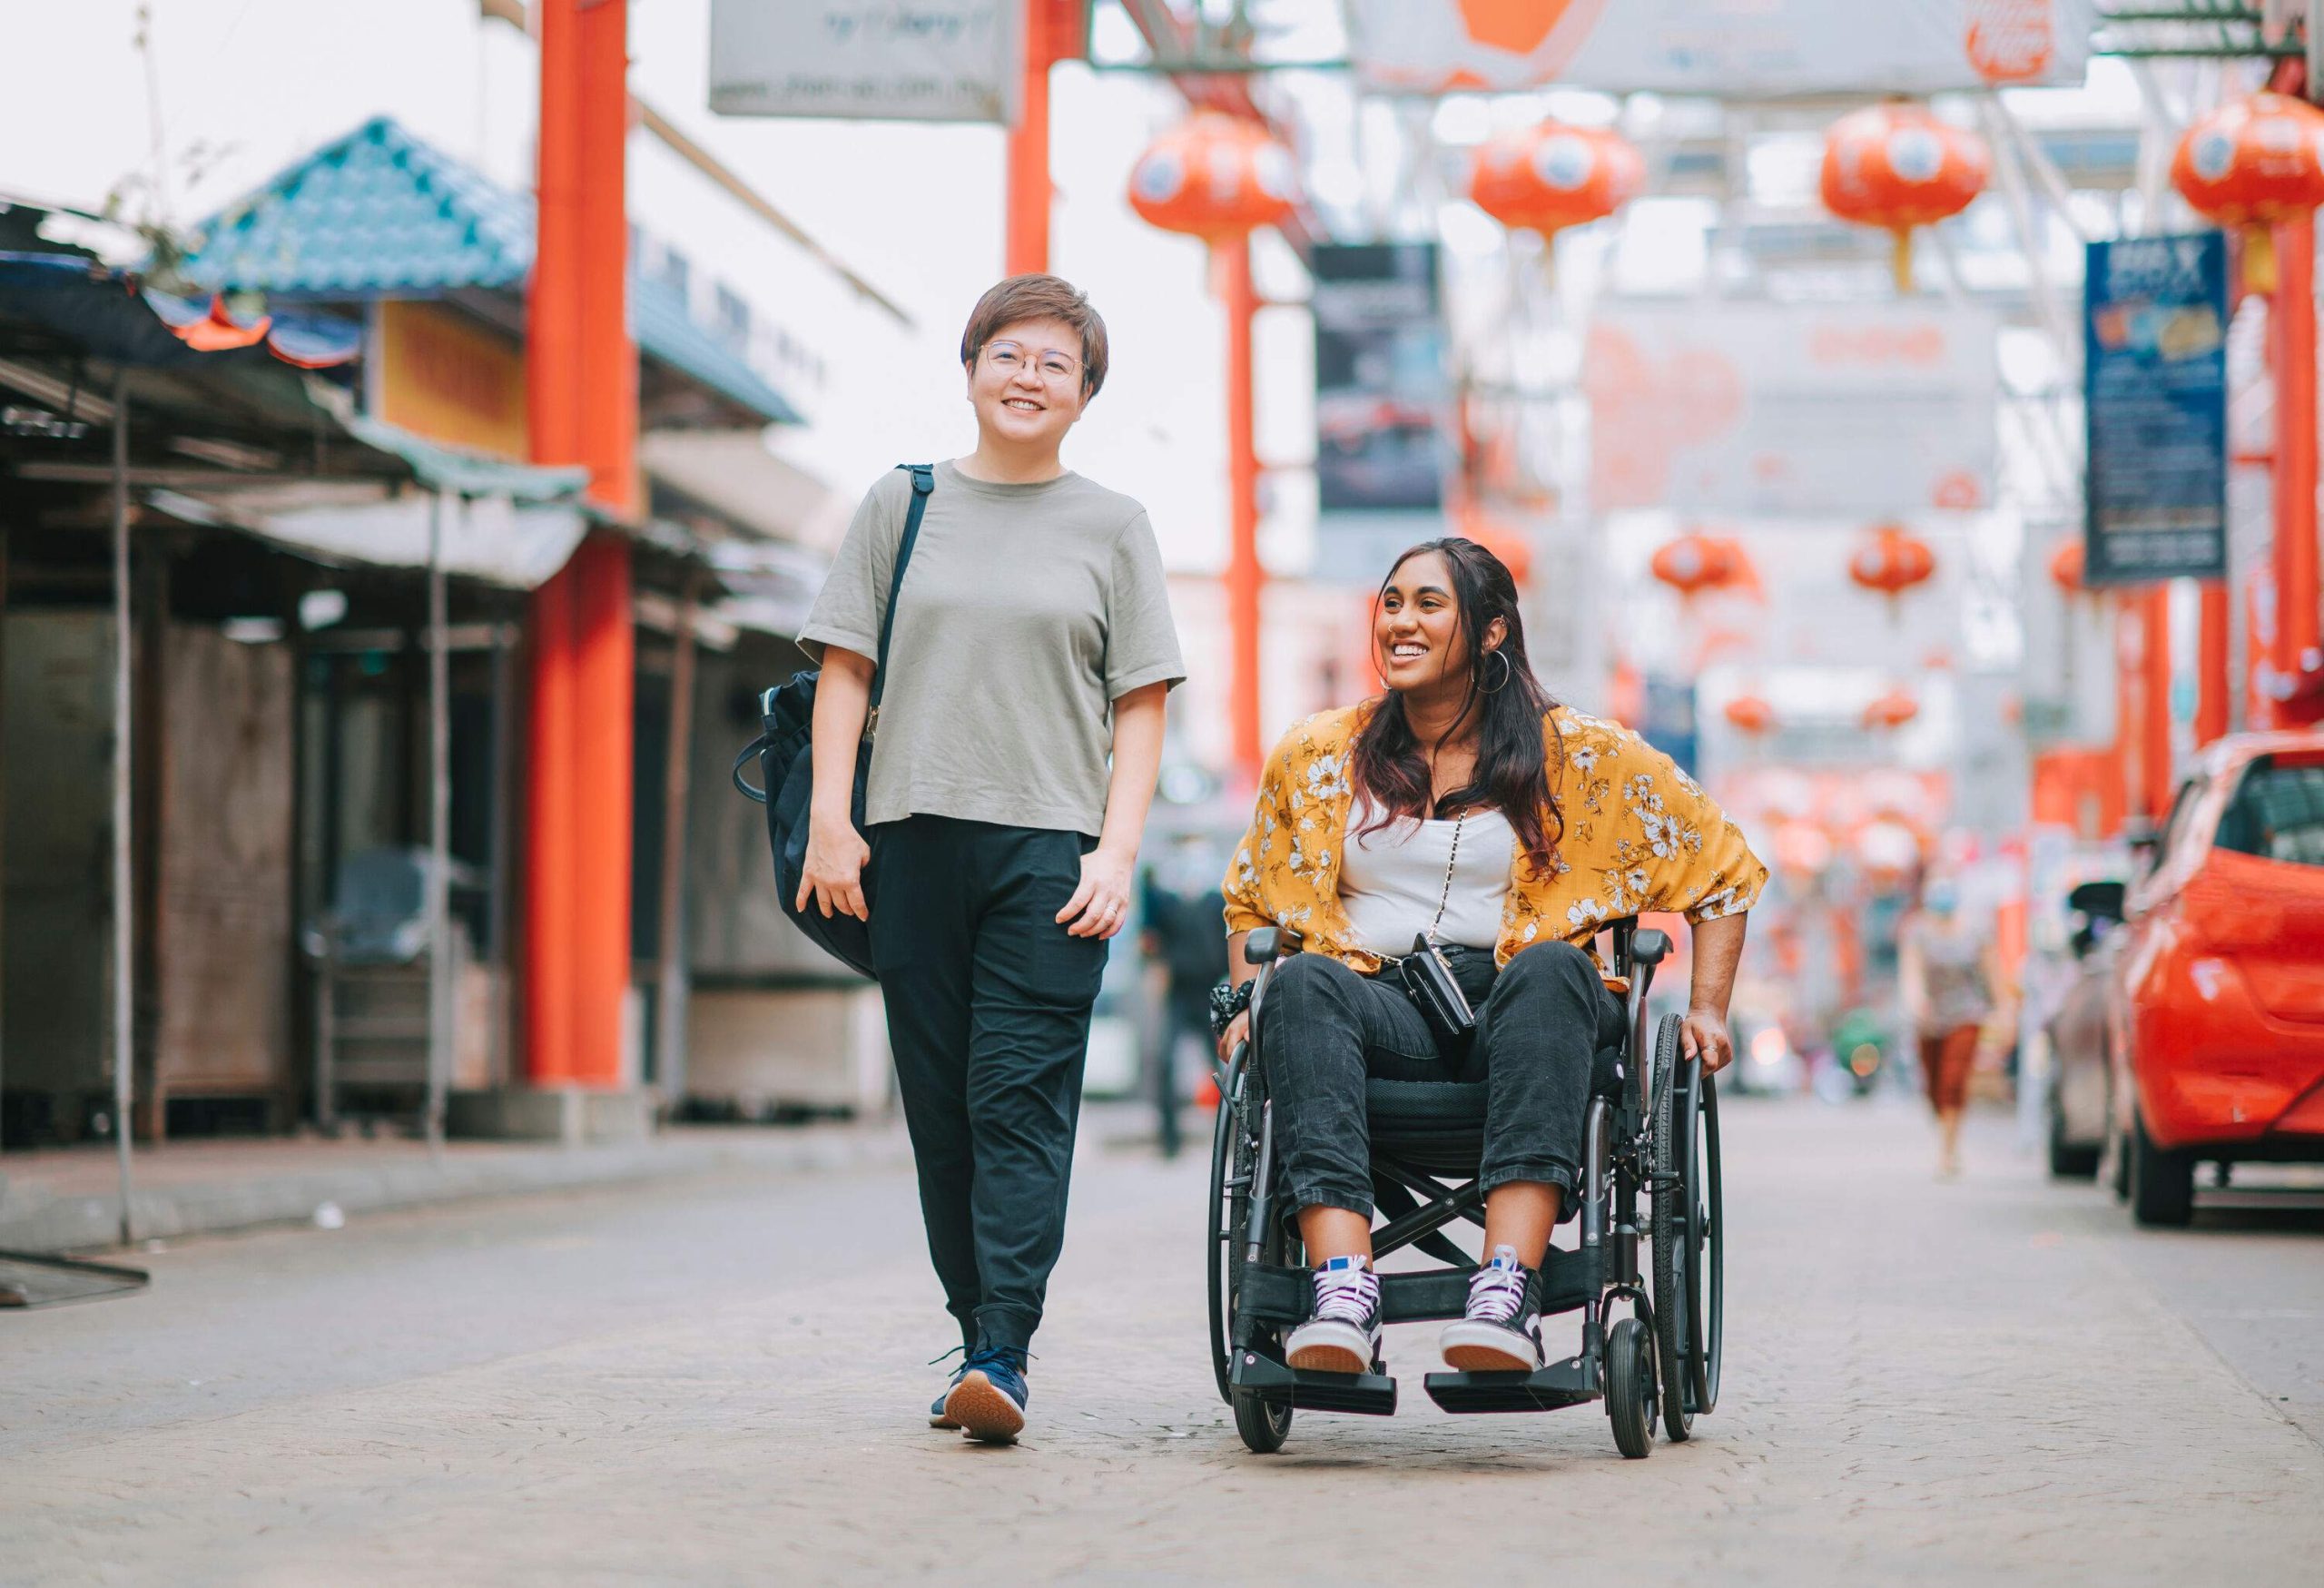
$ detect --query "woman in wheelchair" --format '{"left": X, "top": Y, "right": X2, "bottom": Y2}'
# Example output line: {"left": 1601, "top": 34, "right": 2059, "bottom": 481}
{"left": 1216, "top": 538, "right": 1765, "bottom": 1380}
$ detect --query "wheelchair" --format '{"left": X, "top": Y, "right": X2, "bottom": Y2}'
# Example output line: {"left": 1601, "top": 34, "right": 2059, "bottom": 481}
{"left": 1207, "top": 921, "right": 1723, "bottom": 1458}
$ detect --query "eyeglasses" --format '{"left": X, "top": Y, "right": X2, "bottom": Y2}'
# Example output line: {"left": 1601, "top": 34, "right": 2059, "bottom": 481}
{"left": 982, "top": 340, "right": 1082, "bottom": 386}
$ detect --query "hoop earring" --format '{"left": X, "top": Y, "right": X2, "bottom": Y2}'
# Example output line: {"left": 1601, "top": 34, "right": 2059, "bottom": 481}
{"left": 1480, "top": 648, "right": 1513, "bottom": 695}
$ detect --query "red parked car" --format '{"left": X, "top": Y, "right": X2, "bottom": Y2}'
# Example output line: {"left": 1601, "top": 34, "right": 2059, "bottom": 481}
{"left": 2100, "top": 732, "right": 2324, "bottom": 1225}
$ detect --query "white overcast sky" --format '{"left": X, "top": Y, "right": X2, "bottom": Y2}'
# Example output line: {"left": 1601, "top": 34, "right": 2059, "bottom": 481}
{"left": 0, "top": 0, "right": 1317, "bottom": 574}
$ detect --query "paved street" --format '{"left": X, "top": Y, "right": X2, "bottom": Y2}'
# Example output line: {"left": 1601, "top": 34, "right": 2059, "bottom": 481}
{"left": 6, "top": 1096, "right": 2322, "bottom": 1587}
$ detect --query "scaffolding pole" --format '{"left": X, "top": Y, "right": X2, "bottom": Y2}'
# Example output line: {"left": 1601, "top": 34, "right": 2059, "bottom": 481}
{"left": 109, "top": 369, "right": 133, "bottom": 1246}
{"left": 427, "top": 491, "right": 451, "bottom": 1155}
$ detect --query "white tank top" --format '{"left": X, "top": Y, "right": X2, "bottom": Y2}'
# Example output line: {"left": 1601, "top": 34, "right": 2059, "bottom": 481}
{"left": 1340, "top": 797, "right": 1516, "bottom": 956}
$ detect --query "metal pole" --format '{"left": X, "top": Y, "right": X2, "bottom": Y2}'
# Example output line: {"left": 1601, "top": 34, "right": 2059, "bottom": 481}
{"left": 426, "top": 491, "right": 451, "bottom": 1155}
{"left": 110, "top": 370, "right": 134, "bottom": 1246}
{"left": 653, "top": 570, "right": 700, "bottom": 1108}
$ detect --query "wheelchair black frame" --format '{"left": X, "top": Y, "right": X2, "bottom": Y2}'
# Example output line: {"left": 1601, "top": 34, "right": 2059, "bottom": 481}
{"left": 1210, "top": 917, "right": 1716, "bottom": 1452}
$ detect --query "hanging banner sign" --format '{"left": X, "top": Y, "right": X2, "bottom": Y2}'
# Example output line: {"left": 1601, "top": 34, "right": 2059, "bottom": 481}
{"left": 2083, "top": 232, "right": 2229, "bottom": 586}
{"left": 1585, "top": 304, "right": 1999, "bottom": 518}
{"left": 1314, "top": 242, "right": 1451, "bottom": 579}
{"left": 708, "top": 2, "right": 1020, "bottom": 123}
{"left": 1341, "top": 0, "right": 2095, "bottom": 97}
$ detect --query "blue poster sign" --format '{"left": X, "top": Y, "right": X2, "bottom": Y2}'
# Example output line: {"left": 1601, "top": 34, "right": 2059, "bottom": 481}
{"left": 2083, "top": 232, "right": 2229, "bottom": 586}
{"left": 1313, "top": 242, "right": 1449, "bottom": 580}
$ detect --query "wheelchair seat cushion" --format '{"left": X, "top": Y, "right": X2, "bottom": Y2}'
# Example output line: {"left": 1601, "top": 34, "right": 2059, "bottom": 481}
{"left": 1363, "top": 1045, "right": 1625, "bottom": 1172}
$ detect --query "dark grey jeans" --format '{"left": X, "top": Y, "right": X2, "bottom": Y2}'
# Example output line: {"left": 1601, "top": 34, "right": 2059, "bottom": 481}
{"left": 1260, "top": 940, "right": 1626, "bottom": 1218}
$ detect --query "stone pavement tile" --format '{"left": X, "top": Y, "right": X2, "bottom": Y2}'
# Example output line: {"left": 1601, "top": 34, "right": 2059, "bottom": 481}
{"left": 5, "top": 1100, "right": 2321, "bottom": 1587}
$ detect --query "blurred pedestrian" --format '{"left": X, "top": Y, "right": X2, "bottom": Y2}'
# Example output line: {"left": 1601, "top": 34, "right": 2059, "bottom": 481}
{"left": 1138, "top": 832, "right": 1227, "bottom": 1160}
{"left": 1897, "top": 871, "right": 1999, "bottom": 1179}
{"left": 793, "top": 275, "right": 1186, "bottom": 1444}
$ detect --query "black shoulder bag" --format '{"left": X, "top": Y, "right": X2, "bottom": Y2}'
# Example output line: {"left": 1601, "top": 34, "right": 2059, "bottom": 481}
{"left": 731, "top": 462, "right": 934, "bottom": 978}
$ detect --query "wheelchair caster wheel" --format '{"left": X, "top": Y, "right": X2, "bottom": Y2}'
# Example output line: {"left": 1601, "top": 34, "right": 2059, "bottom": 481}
{"left": 1605, "top": 1317, "right": 1656, "bottom": 1459}
{"left": 1231, "top": 1388, "right": 1293, "bottom": 1455}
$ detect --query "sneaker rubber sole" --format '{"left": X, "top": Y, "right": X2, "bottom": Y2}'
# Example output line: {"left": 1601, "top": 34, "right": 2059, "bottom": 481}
{"left": 1437, "top": 1321, "right": 1542, "bottom": 1373}
{"left": 943, "top": 1370, "right": 1025, "bottom": 1444}
{"left": 929, "top": 1398, "right": 961, "bottom": 1430}
{"left": 1285, "top": 1318, "right": 1379, "bottom": 1376}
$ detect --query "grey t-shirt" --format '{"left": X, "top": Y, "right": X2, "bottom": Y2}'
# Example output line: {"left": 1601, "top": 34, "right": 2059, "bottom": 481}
{"left": 798, "top": 461, "right": 1186, "bottom": 834}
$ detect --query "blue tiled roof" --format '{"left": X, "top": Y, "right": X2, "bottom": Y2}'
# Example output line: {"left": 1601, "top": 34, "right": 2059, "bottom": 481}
{"left": 182, "top": 116, "right": 532, "bottom": 297}
{"left": 179, "top": 117, "right": 800, "bottom": 425}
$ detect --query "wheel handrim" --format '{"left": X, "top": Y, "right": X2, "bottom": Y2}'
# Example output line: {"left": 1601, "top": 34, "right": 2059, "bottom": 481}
{"left": 1207, "top": 1090, "right": 1238, "bottom": 1405}
{"left": 1690, "top": 1069, "right": 1723, "bottom": 1414}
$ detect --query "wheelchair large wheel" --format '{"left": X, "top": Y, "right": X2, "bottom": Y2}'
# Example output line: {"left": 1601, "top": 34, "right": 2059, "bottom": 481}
{"left": 1650, "top": 1017, "right": 1725, "bottom": 1442}
{"left": 1605, "top": 1316, "right": 1657, "bottom": 1459}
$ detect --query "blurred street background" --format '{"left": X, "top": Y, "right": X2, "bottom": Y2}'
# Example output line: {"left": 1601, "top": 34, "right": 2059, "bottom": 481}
{"left": 4, "top": 2, "right": 2324, "bottom": 1581}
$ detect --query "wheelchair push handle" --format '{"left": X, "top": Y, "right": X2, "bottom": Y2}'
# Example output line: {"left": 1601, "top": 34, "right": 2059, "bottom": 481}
{"left": 1243, "top": 925, "right": 1304, "bottom": 965}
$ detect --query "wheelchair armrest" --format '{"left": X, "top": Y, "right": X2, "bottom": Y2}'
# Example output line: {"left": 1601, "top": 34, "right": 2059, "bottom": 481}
{"left": 1244, "top": 925, "right": 1304, "bottom": 965}
{"left": 1631, "top": 928, "right": 1671, "bottom": 968}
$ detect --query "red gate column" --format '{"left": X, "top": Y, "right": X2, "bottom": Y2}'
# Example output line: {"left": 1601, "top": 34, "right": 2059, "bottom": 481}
{"left": 1005, "top": 0, "right": 1055, "bottom": 275}
{"left": 2197, "top": 581, "right": 2231, "bottom": 745}
{"left": 527, "top": 0, "right": 636, "bottom": 1089}
{"left": 2140, "top": 586, "right": 2174, "bottom": 818}
{"left": 1222, "top": 236, "right": 1263, "bottom": 785}
{"left": 2274, "top": 212, "right": 2321, "bottom": 725}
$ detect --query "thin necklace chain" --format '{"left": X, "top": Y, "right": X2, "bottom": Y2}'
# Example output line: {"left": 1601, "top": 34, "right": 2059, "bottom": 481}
{"left": 1427, "top": 809, "right": 1466, "bottom": 946}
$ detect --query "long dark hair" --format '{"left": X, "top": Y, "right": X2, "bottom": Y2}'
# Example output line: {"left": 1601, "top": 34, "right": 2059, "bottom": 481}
{"left": 1350, "top": 538, "right": 1565, "bottom": 880}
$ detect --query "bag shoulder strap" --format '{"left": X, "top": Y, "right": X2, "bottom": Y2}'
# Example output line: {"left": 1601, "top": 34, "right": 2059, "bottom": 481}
{"left": 869, "top": 462, "right": 935, "bottom": 713}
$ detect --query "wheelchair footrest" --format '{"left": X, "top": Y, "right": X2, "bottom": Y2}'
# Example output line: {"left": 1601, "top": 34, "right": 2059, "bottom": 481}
{"left": 1423, "top": 1353, "right": 1600, "bottom": 1414}
{"left": 1230, "top": 1349, "right": 1398, "bottom": 1416}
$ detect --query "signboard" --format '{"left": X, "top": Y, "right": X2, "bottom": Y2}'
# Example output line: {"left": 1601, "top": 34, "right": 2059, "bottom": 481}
{"left": 708, "top": 2, "right": 1019, "bottom": 123}
{"left": 1342, "top": 0, "right": 2094, "bottom": 97}
{"left": 2083, "top": 232, "right": 2229, "bottom": 586}
{"left": 1314, "top": 242, "right": 1450, "bottom": 577}
{"left": 1585, "top": 305, "right": 1999, "bottom": 518}
{"left": 371, "top": 301, "right": 528, "bottom": 462}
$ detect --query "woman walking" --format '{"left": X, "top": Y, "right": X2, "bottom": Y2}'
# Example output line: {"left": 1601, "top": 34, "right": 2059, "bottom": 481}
{"left": 795, "top": 276, "right": 1184, "bottom": 1442}
{"left": 1897, "top": 872, "right": 1998, "bottom": 1179}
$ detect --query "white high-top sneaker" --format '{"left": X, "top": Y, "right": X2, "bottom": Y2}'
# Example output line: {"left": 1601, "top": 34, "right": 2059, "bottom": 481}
{"left": 1438, "top": 1245, "right": 1542, "bottom": 1372}
{"left": 1284, "top": 1255, "right": 1383, "bottom": 1374}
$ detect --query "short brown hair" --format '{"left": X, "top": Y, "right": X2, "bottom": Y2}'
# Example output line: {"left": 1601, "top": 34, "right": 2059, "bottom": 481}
{"left": 960, "top": 274, "right": 1110, "bottom": 399}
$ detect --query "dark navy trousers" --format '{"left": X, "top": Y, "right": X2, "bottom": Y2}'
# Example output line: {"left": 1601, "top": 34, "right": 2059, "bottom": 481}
{"left": 868, "top": 816, "right": 1107, "bottom": 1353}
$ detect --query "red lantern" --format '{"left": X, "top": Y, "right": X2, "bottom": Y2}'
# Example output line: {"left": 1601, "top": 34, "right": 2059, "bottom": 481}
{"left": 1848, "top": 523, "right": 1936, "bottom": 597}
{"left": 1862, "top": 690, "right": 1921, "bottom": 731}
{"left": 1820, "top": 104, "right": 1989, "bottom": 292}
{"left": 1128, "top": 112, "right": 1296, "bottom": 242}
{"left": 1469, "top": 123, "right": 1644, "bottom": 252}
{"left": 2171, "top": 92, "right": 2324, "bottom": 292}
{"left": 1848, "top": 521, "right": 1937, "bottom": 623}
{"left": 1649, "top": 530, "right": 1739, "bottom": 602}
{"left": 1724, "top": 695, "right": 1777, "bottom": 735}
{"left": 2048, "top": 537, "right": 2085, "bottom": 595}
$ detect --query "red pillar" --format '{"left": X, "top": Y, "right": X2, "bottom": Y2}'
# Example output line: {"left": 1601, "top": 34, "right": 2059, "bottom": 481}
{"left": 2140, "top": 586, "right": 2174, "bottom": 817}
{"left": 1005, "top": 0, "right": 1055, "bottom": 276}
{"left": 526, "top": 0, "right": 636, "bottom": 1089}
{"left": 2197, "top": 581, "right": 2231, "bottom": 745}
{"left": 1222, "top": 235, "right": 1263, "bottom": 785}
{"left": 2272, "top": 213, "right": 2321, "bottom": 725}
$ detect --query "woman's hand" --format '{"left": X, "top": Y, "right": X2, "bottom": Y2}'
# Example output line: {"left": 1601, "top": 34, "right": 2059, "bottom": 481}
{"left": 1679, "top": 1007, "right": 1735, "bottom": 1075}
{"left": 1059, "top": 844, "right": 1137, "bottom": 939}
{"left": 796, "top": 814, "right": 871, "bottom": 922}
{"left": 1216, "top": 1010, "right": 1249, "bottom": 1066}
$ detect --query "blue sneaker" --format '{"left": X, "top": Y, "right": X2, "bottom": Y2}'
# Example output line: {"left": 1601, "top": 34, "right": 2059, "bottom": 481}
{"left": 928, "top": 1347, "right": 969, "bottom": 1428}
{"left": 942, "top": 1346, "right": 1029, "bottom": 1444}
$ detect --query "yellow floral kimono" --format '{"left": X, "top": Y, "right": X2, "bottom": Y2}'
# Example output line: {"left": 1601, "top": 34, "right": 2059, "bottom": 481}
{"left": 1221, "top": 704, "right": 1767, "bottom": 977}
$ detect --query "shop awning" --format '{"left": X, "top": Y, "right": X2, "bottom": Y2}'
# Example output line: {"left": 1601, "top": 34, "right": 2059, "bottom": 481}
{"left": 149, "top": 480, "right": 588, "bottom": 589}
